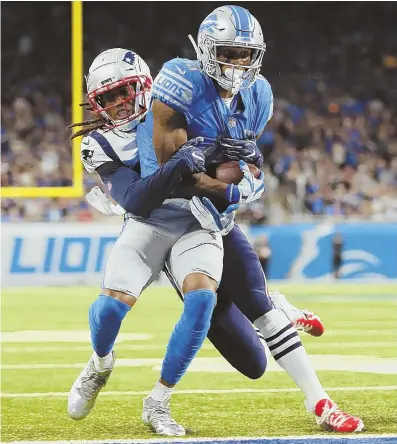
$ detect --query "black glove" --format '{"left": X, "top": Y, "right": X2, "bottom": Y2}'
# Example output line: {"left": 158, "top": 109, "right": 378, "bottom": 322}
{"left": 219, "top": 137, "right": 264, "bottom": 168}
{"left": 174, "top": 137, "right": 206, "bottom": 174}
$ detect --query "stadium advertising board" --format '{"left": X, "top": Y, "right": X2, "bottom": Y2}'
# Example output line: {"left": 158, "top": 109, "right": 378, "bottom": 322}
{"left": 2, "top": 222, "right": 396, "bottom": 286}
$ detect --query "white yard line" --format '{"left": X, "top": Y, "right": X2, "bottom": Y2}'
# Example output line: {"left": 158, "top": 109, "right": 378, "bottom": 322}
{"left": 2, "top": 342, "right": 396, "bottom": 354}
{"left": 2, "top": 385, "right": 396, "bottom": 399}
{"left": 2, "top": 355, "right": 397, "bottom": 374}
{"left": 324, "top": 330, "right": 397, "bottom": 336}
{"left": 1, "top": 344, "right": 169, "bottom": 353}
{"left": 0, "top": 331, "right": 151, "bottom": 343}
{"left": 5, "top": 433, "right": 397, "bottom": 444}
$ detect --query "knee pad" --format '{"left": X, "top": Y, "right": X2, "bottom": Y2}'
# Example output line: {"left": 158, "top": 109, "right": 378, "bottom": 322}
{"left": 89, "top": 294, "right": 130, "bottom": 326}
{"left": 89, "top": 295, "right": 130, "bottom": 357}
{"left": 183, "top": 289, "right": 217, "bottom": 331}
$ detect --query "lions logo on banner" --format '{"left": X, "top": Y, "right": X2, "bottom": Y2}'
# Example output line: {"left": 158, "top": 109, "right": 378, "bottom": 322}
{"left": 122, "top": 51, "right": 136, "bottom": 65}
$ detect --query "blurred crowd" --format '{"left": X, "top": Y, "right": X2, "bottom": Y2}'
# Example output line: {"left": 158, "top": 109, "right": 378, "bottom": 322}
{"left": 239, "top": 96, "right": 397, "bottom": 224}
{"left": 1, "top": 2, "right": 397, "bottom": 223}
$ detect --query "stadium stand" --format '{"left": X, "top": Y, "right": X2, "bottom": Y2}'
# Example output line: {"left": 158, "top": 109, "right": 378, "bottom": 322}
{"left": 2, "top": 2, "right": 396, "bottom": 222}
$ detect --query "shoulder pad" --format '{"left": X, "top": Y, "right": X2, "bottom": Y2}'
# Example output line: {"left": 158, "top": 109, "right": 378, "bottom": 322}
{"left": 256, "top": 75, "right": 272, "bottom": 94}
{"left": 252, "top": 76, "right": 274, "bottom": 131}
{"left": 80, "top": 132, "right": 114, "bottom": 174}
{"left": 152, "top": 59, "right": 196, "bottom": 116}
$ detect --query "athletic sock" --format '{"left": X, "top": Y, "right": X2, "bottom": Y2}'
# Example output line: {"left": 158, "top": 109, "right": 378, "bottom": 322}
{"left": 92, "top": 350, "right": 114, "bottom": 372}
{"left": 254, "top": 308, "right": 329, "bottom": 409}
{"left": 149, "top": 381, "right": 175, "bottom": 403}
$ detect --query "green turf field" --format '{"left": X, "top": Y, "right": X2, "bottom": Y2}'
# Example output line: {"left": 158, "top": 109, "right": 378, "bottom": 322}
{"left": 2, "top": 283, "right": 397, "bottom": 442}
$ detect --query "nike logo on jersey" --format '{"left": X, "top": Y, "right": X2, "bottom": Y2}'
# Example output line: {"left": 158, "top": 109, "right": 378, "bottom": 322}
{"left": 175, "top": 66, "right": 186, "bottom": 75}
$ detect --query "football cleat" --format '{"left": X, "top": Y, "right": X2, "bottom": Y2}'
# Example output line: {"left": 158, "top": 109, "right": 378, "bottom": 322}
{"left": 142, "top": 396, "right": 186, "bottom": 436}
{"left": 269, "top": 290, "right": 325, "bottom": 337}
{"left": 68, "top": 351, "right": 115, "bottom": 420}
{"left": 313, "top": 399, "right": 364, "bottom": 433}
{"left": 293, "top": 309, "right": 325, "bottom": 337}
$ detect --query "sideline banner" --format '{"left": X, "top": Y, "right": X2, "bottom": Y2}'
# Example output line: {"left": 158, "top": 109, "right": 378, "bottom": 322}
{"left": 249, "top": 222, "right": 397, "bottom": 280}
{"left": 2, "top": 223, "right": 121, "bottom": 287}
{"left": 2, "top": 222, "right": 396, "bottom": 287}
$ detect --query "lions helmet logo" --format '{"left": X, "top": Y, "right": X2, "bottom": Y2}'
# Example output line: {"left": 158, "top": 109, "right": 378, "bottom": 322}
{"left": 199, "top": 14, "right": 218, "bottom": 34}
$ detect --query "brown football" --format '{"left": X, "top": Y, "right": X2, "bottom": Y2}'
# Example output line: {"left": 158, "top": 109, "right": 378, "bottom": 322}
{"left": 213, "top": 161, "right": 261, "bottom": 184}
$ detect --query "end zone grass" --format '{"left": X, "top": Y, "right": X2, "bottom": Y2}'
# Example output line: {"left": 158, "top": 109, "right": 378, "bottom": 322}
{"left": 1, "top": 283, "right": 397, "bottom": 441}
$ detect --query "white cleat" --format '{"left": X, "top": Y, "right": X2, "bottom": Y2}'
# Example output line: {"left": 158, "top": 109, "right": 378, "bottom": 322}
{"left": 67, "top": 351, "right": 115, "bottom": 420}
{"left": 142, "top": 396, "right": 186, "bottom": 436}
{"left": 269, "top": 289, "right": 324, "bottom": 337}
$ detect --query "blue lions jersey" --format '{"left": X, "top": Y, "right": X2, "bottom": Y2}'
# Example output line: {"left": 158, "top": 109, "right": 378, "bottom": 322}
{"left": 138, "top": 58, "right": 273, "bottom": 177}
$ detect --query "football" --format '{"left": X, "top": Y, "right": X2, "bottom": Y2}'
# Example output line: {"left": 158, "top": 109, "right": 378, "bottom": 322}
{"left": 212, "top": 161, "right": 261, "bottom": 184}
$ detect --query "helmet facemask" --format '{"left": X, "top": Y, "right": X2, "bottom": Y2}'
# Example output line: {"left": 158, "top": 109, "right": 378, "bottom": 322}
{"left": 87, "top": 75, "right": 152, "bottom": 132}
{"left": 190, "top": 5, "right": 266, "bottom": 95}
{"left": 192, "top": 35, "right": 265, "bottom": 95}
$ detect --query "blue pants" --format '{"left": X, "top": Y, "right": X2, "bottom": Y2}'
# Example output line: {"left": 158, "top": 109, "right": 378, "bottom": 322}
{"left": 167, "top": 224, "right": 272, "bottom": 379}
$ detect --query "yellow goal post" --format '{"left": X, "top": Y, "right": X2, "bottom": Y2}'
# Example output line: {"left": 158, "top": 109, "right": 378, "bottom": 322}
{"left": 1, "top": 1, "right": 84, "bottom": 198}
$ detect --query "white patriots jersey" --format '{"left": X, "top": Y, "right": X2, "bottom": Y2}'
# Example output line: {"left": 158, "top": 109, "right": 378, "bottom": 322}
{"left": 80, "top": 128, "right": 139, "bottom": 174}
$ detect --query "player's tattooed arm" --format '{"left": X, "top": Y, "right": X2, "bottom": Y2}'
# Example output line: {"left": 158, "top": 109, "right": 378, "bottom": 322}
{"left": 175, "top": 174, "right": 229, "bottom": 203}
{"left": 152, "top": 99, "right": 188, "bottom": 164}
{"left": 152, "top": 99, "right": 229, "bottom": 202}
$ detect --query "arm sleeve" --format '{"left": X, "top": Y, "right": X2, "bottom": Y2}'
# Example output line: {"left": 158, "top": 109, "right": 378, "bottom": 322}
{"left": 96, "top": 156, "right": 190, "bottom": 218}
{"left": 152, "top": 60, "right": 195, "bottom": 122}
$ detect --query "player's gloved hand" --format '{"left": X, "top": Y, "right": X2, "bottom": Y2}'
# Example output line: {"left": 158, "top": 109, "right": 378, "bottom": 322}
{"left": 86, "top": 186, "right": 126, "bottom": 216}
{"left": 226, "top": 160, "right": 265, "bottom": 204}
{"left": 219, "top": 137, "right": 264, "bottom": 168}
{"left": 201, "top": 137, "right": 225, "bottom": 166}
{"left": 175, "top": 137, "right": 206, "bottom": 174}
{"left": 189, "top": 196, "right": 238, "bottom": 236}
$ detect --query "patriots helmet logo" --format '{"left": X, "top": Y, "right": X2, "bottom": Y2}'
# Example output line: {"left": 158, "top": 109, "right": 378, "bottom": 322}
{"left": 122, "top": 51, "right": 136, "bottom": 65}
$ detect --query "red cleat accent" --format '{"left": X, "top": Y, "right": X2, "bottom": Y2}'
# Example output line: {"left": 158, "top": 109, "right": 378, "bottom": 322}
{"left": 293, "top": 310, "right": 325, "bottom": 337}
{"left": 314, "top": 399, "right": 364, "bottom": 433}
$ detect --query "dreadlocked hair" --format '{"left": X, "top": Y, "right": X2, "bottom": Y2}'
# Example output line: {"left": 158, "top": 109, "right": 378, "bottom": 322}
{"left": 67, "top": 101, "right": 108, "bottom": 140}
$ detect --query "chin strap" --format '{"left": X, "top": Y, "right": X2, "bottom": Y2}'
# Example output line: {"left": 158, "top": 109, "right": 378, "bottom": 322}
{"left": 188, "top": 35, "right": 201, "bottom": 61}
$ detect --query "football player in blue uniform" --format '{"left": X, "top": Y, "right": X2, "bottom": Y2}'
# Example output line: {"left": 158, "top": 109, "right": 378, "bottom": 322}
{"left": 138, "top": 5, "right": 363, "bottom": 434}
{"left": 68, "top": 33, "right": 363, "bottom": 436}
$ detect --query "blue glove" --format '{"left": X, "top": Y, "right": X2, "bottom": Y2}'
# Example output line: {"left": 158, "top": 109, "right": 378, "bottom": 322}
{"left": 189, "top": 196, "right": 238, "bottom": 236}
{"left": 175, "top": 137, "right": 206, "bottom": 174}
{"left": 219, "top": 137, "right": 264, "bottom": 168}
{"left": 226, "top": 160, "right": 266, "bottom": 204}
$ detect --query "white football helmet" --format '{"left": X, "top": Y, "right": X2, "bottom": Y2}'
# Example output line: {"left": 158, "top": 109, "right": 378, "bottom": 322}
{"left": 189, "top": 5, "right": 266, "bottom": 94}
{"left": 86, "top": 48, "right": 152, "bottom": 132}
